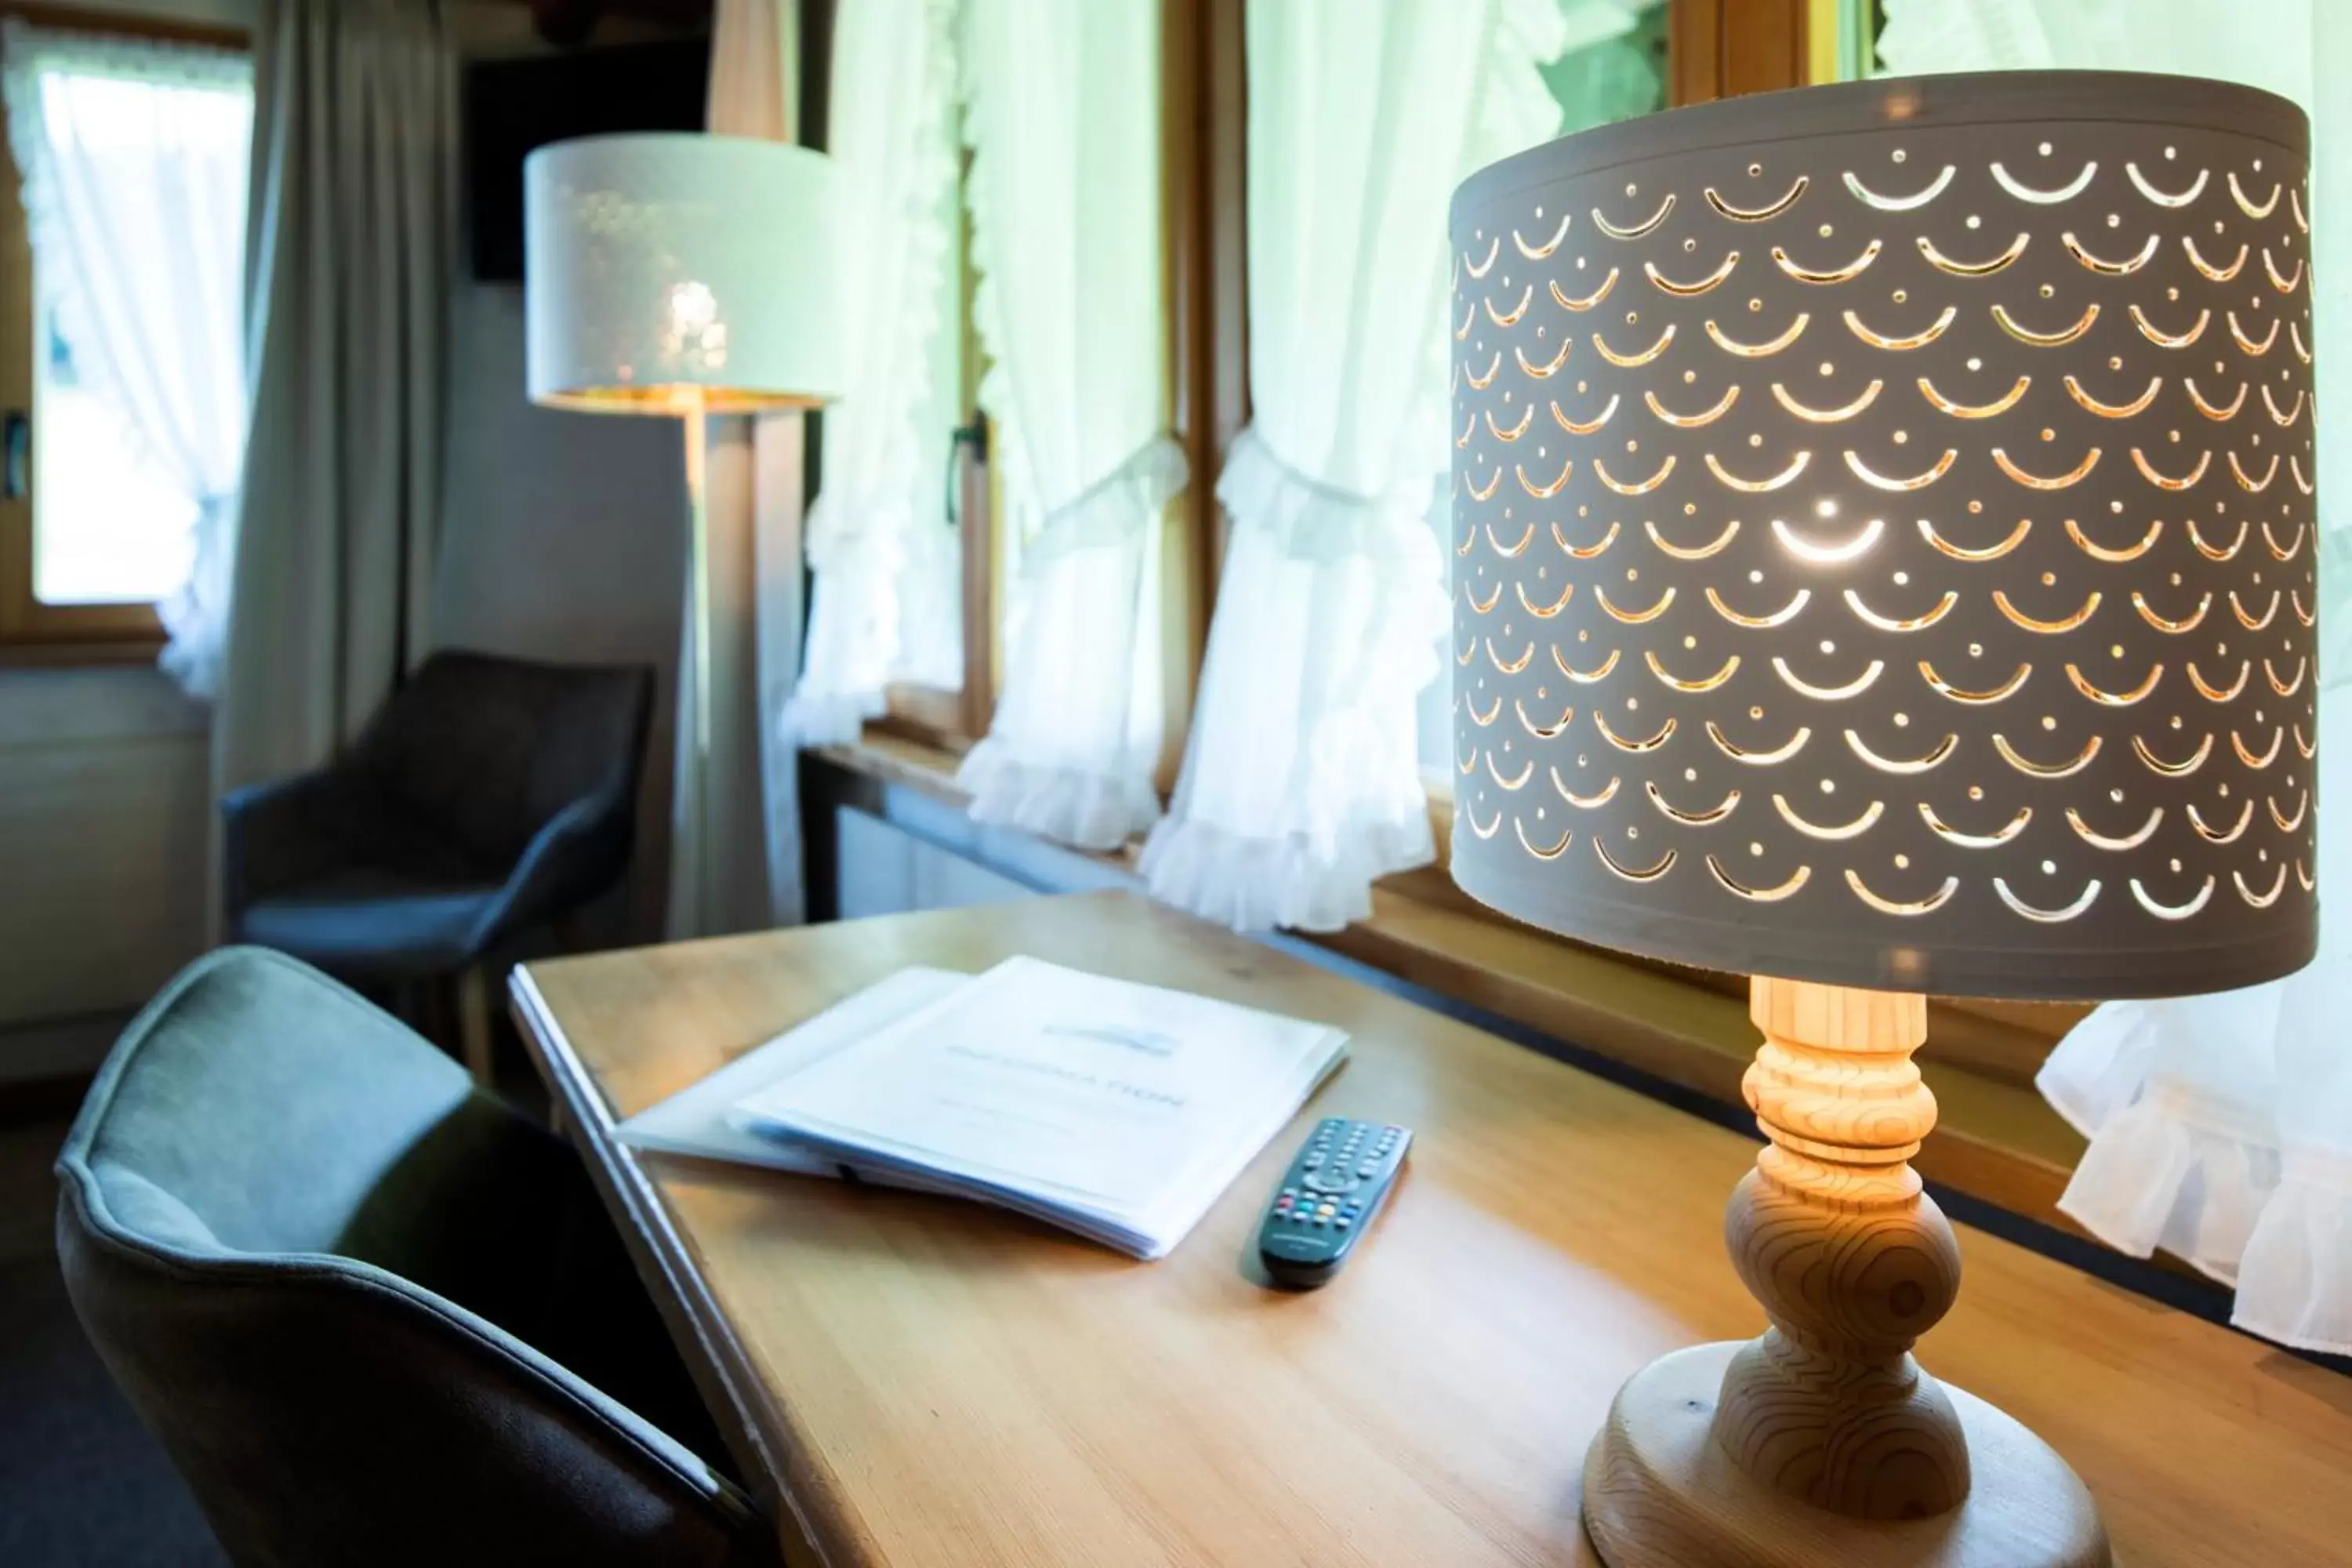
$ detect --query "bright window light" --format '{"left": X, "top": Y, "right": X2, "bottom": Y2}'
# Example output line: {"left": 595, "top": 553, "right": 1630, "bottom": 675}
{"left": 24, "top": 65, "right": 251, "bottom": 608}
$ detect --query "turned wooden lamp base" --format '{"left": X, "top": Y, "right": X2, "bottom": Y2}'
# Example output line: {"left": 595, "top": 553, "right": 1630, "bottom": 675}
{"left": 1578, "top": 976, "right": 2111, "bottom": 1568}
{"left": 1581, "top": 1343, "right": 2108, "bottom": 1567}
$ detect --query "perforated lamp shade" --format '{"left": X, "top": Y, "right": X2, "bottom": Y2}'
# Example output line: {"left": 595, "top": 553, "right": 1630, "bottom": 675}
{"left": 1447, "top": 72, "right": 2318, "bottom": 1001}
{"left": 524, "top": 132, "right": 844, "bottom": 413}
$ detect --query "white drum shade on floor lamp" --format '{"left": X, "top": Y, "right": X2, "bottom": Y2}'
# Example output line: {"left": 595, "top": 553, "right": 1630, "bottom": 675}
{"left": 525, "top": 132, "right": 844, "bottom": 413}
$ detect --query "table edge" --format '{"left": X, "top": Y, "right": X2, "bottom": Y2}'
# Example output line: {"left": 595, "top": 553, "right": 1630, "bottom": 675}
{"left": 507, "top": 966, "right": 866, "bottom": 1568}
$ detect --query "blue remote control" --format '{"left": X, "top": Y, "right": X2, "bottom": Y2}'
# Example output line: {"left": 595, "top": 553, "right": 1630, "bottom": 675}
{"left": 1256, "top": 1117, "right": 1410, "bottom": 1289}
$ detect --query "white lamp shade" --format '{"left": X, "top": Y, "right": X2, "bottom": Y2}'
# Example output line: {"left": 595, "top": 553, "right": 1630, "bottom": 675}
{"left": 524, "top": 132, "right": 844, "bottom": 413}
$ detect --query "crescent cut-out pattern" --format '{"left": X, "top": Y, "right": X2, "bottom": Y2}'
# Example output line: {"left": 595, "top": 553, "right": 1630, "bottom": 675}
{"left": 1451, "top": 125, "right": 2315, "bottom": 957}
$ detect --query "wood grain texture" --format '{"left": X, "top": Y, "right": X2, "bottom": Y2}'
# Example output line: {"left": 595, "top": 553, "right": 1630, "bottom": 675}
{"left": 512, "top": 892, "right": 2352, "bottom": 1568}
{"left": 1718, "top": 980, "right": 1971, "bottom": 1519}
{"left": 1669, "top": 0, "right": 1807, "bottom": 107}
{"left": 1584, "top": 1345, "right": 2107, "bottom": 1568}
{"left": 458, "top": 966, "right": 495, "bottom": 1087}
{"left": 1585, "top": 978, "right": 2111, "bottom": 1565}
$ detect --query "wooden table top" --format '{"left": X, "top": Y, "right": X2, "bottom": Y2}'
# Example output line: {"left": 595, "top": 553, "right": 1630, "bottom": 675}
{"left": 511, "top": 891, "right": 2352, "bottom": 1567}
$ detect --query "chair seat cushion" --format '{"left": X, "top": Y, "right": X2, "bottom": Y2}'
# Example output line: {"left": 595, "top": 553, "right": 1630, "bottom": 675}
{"left": 234, "top": 869, "right": 505, "bottom": 980}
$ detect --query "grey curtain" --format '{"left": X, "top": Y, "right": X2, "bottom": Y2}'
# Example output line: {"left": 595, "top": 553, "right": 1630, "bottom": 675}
{"left": 212, "top": 0, "right": 456, "bottom": 797}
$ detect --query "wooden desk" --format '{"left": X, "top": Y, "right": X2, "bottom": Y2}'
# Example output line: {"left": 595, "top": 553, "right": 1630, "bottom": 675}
{"left": 512, "top": 891, "right": 2352, "bottom": 1567}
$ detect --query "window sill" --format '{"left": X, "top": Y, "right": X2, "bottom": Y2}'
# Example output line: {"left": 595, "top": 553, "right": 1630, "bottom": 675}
{"left": 810, "top": 730, "right": 2092, "bottom": 1243}
{"left": 0, "top": 636, "right": 165, "bottom": 670}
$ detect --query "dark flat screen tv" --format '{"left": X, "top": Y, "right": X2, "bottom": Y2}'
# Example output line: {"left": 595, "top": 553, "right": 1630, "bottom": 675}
{"left": 465, "top": 38, "right": 713, "bottom": 281}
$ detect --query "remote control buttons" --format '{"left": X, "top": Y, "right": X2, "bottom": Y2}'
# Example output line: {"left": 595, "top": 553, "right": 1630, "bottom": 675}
{"left": 1265, "top": 1118, "right": 1410, "bottom": 1289}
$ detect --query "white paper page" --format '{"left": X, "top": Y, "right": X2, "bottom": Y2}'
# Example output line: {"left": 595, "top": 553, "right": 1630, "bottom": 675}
{"left": 734, "top": 956, "right": 1348, "bottom": 1224}
{"left": 616, "top": 967, "right": 971, "bottom": 1174}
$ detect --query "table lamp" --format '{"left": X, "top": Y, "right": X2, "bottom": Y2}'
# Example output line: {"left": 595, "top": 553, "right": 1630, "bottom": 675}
{"left": 525, "top": 132, "right": 843, "bottom": 930}
{"left": 1449, "top": 72, "right": 2315, "bottom": 1566}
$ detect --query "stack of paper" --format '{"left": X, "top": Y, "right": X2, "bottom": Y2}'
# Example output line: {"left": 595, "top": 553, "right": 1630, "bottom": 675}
{"left": 616, "top": 956, "right": 1348, "bottom": 1261}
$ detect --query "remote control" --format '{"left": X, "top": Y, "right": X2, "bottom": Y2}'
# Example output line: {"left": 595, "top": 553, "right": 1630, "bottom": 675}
{"left": 1256, "top": 1117, "right": 1410, "bottom": 1289}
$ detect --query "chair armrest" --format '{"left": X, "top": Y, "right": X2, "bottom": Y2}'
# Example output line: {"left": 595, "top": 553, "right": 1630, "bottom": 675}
{"left": 472, "top": 790, "right": 633, "bottom": 950}
{"left": 219, "top": 768, "right": 367, "bottom": 922}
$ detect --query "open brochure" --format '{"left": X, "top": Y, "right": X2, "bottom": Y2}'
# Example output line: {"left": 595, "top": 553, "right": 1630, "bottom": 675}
{"left": 615, "top": 967, "right": 971, "bottom": 1190}
{"left": 618, "top": 956, "right": 1349, "bottom": 1261}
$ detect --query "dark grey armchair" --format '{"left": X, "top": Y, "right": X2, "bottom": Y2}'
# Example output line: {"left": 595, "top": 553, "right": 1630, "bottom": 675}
{"left": 56, "top": 946, "right": 769, "bottom": 1567}
{"left": 220, "top": 649, "right": 653, "bottom": 1073}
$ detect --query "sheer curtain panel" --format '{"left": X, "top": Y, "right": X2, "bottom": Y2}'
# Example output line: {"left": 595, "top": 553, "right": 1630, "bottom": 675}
{"left": 212, "top": 0, "right": 455, "bottom": 796}
{"left": 1142, "top": 0, "right": 1568, "bottom": 931}
{"left": 1881, "top": 0, "right": 2351, "bottom": 1353}
{"left": 953, "top": 0, "right": 1185, "bottom": 851}
{"left": 0, "top": 21, "right": 249, "bottom": 695}
{"left": 780, "top": 0, "right": 960, "bottom": 744}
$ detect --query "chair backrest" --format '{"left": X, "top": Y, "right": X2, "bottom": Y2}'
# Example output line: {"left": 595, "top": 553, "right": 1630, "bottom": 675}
{"left": 56, "top": 948, "right": 760, "bottom": 1568}
{"left": 350, "top": 650, "right": 655, "bottom": 871}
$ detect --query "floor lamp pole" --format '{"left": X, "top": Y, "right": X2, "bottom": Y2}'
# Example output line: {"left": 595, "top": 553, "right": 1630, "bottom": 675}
{"left": 681, "top": 403, "right": 714, "bottom": 938}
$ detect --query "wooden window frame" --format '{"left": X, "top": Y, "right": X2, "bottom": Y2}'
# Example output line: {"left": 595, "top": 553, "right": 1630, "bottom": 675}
{"left": 0, "top": 2, "right": 248, "bottom": 663}
{"left": 873, "top": 169, "right": 998, "bottom": 754}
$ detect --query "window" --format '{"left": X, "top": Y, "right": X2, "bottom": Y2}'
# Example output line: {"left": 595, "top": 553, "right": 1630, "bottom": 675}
{"left": 803, "top": 0, "right": 1185, "bottom": 843}
{"left": 0, "top": 19, "right": 251, "bottom": 659}
{"left": 877, "top": 144, "right": 986, "bottom": 746}
{"left": 816, "top": 0, "right": 1864, "bottom": 877}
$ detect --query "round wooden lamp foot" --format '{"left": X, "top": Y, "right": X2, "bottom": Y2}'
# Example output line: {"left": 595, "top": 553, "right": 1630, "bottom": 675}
{"left": 1574, "top": 978, "right": 2112, "bottom": 1567}
{"left": 1581, "top": 1342, "right": 2111, "bottom": 1568}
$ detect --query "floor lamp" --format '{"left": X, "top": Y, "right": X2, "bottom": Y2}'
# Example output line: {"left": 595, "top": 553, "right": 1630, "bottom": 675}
{"left": 524, "top": 132, "right": 843, "bottom": 936}
{"left": 1446, "top": 71, "right": 2316, "bottom": 1566}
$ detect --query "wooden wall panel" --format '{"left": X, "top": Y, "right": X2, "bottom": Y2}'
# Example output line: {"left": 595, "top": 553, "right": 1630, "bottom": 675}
{"left": 0, "top": 671, "right": 209, "bottom": 1037}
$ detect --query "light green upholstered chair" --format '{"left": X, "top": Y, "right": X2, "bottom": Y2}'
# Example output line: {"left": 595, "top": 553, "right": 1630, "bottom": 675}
{"left": 55, "top": 946, "right": 771, "bottom": 1567}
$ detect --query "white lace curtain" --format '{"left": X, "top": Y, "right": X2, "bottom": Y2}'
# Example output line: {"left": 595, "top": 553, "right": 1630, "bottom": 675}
{"left": 0, "top": 20, "right": 249, "bottom": 698}
{"left": 780, "top": 0, "right": 962, "bottom": 744}
{"left": 1142, "top": 0, "right": 1570, "bottom": 931}
{"left": 1881, "top": 0, "right": 2352, "bottom": 1353}
{"left": 953, "top": 0, "right": 1185, "bottom": 850}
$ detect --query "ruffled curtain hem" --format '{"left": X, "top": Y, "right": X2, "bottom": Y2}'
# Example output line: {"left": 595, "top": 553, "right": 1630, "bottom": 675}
{"left": 956, "top": 742, "right": 1160, "bottom": 851}
{"left": 1142, "top": 428, "right": 1441, "bottom": 931}
{"left": 1214, "top": 426, "right": 1449, "bottom": 768}
{"left": 2053, "top": 1094, "right": 2280, "bottom": 1287}
{"left": 2234, "top": 1171, "right": 2352, "bottom": 1355}
{"left": 1139, "top": 811, "right": 1433, "bottom": 935}
{"left": 956, "top": 434, "right": 1185, "bottom": 850}
{"left": 1025, "top": 434, "right": 1189, "bottom": 568}
{"left": 777, "top": 688, "right": 882, "bottom": 750}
